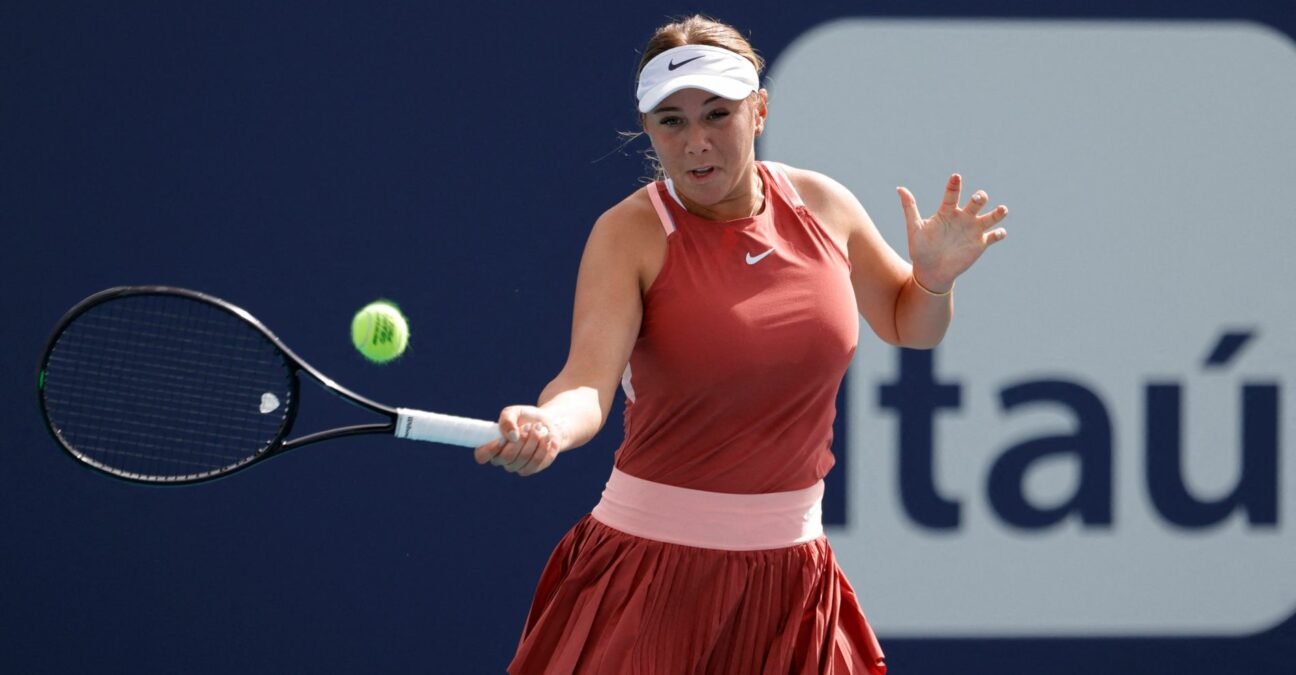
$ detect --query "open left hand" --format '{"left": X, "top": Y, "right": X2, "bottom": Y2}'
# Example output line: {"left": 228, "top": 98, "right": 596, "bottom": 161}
{"left": 898, "top": 174, "right": 1009, "bottom": 293}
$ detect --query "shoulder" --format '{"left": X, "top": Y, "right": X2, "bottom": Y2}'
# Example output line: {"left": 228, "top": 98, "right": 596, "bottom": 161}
{"left": 578, "top": 184, "right": 669, "bottom": 288}
{"left": 592, "top": 184, "right": 667, "bottom": 246}
{"left": 763, "top": 162, "right": 872, "bottom": 245}
{"left": 603, "top": 183, "right": 662, "bottom": 227}
{"left": 763, "top": 161, "right": 857, "bottom": 213}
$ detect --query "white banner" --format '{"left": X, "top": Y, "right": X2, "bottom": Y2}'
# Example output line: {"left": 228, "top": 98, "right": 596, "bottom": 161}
{"left": 765, "top": 19, "right": 1296, "bottom": 637}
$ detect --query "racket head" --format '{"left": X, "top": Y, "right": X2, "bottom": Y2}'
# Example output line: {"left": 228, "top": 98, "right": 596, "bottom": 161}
{"left": 37, "top": 287, "right": 300, "bottom": 484}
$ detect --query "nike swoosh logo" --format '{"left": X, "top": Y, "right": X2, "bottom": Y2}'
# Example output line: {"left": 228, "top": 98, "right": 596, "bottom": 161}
{"left": 745, "top": 248, "right": 775, "bottom": 265}
{"left": 668, "top": 55, "right": 704, "bottom": 71}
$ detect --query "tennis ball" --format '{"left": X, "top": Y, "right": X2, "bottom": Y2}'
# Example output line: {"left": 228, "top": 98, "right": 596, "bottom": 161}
{"left": 351, "top": 301, "right": 409, "bottom": 364}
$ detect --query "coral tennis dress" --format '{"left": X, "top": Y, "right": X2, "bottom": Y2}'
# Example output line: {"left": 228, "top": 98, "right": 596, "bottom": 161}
{"left": 508, "top": 161, "right": 886, "bottom": 675}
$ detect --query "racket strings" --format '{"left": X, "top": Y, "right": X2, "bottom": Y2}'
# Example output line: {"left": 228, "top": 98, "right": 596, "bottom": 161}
{"left": 42, "top": 293, "right": 294, "bottom": 481}
{"left": 68, "top": 310, "right": 291, "bottom": 372}
{"left": 39, "top": 396, "right": 263, "bottom": 457}
{"left": 44, "top": 363, "right": 272, "bottom": 418}
{"left": 48, "top": 341, "right": 282, "bottom": 422}
{"left": 52, "top": 331, "right": 285, "bottom": 387}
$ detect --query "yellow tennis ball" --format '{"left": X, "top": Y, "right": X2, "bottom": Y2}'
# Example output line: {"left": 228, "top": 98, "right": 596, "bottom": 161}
{"left": 351, "top": 301, "right": 409, "bottom": 364}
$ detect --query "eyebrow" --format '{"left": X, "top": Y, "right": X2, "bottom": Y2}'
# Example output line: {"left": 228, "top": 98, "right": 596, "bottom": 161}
{"left": 652, "top": 95, "right": 724, "bottom": 113}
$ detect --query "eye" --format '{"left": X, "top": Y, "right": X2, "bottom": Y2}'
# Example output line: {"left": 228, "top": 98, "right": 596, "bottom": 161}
{"left": 657, "top": 116, "right": 683, "bottom": 127}
{"left": 706, "top": 109, "right": 730, "bottom": 121}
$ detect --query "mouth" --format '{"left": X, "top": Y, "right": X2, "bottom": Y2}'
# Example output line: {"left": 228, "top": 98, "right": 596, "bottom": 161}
{"left": 687, "top": 166, "right": 717, "bottom": 180}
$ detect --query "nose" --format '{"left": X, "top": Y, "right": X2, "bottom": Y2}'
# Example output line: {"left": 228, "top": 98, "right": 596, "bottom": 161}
{"left": 685, "top": 123, "right": 710, "bottom": 156}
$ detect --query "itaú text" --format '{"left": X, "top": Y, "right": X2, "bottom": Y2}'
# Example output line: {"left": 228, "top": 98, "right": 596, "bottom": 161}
{"left": 876, "top": 339, "right": 1280, "bottom": 531}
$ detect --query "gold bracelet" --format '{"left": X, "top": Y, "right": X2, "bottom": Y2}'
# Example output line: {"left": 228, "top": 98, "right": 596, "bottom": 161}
{"left": 913, "top": 274, "right": 954, "bottom": 297}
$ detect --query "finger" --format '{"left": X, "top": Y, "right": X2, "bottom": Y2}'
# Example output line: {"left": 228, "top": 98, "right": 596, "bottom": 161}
{"left": 491, "top": 422, "right": 527, "bottom": 466}
{"left": 964, "top": 190, "right": 988, "bottom": 216}
{"left": 938, "top": 174, "right": 961, "bottom": 215}
{"left": 505, "top": 441, "right": 538, "bottom": 473}
{"left": 491, "top": 440, "right": 522, "bottom": 467}
{"left": 979, "top": 204, "right": 1009, "bottom": 229}
{"left": 474, "top": 436, "right": 506, "bottom": 465}
{"left": 504, "top": 425, "right": 542, "bottom": 473}
{"left": 515, "top": 427, "right": 557, "bottom": 474}
{"left": 480, "top": 407, "right": 520, "bottom": 465}
{"left": 498, "top": 408, "right": 522, "bottom": 444}
{"left": 983, "top": 228, "right": 1008, "bottom": 246}
{"left": 522, "top": 442, "right": 559, "bottom": 476}
{"left": 896, "top": 187, "right": 923, "bottom": 228}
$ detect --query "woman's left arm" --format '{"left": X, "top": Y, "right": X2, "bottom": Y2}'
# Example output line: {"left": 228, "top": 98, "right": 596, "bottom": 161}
{"left": 793, "top": 169, "right": 1009, "bottom": 349}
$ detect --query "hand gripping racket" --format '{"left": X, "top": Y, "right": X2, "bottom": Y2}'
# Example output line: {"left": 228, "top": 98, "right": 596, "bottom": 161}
{"left": 37, "top": 286, "right": 500, "bottom": 484}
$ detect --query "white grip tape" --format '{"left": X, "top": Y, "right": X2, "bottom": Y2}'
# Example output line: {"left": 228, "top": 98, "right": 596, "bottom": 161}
{"left": 395, "top": 408, "right": 500, "bottom": 447}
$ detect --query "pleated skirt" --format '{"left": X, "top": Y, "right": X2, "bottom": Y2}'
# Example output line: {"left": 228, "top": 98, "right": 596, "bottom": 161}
{"left": 507, "top": 515, "right": 887, "bottom": 674}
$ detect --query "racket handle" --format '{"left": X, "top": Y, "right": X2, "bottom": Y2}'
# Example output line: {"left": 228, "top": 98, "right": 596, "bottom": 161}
{"left": 395, "top": 408, "right": 500, "bottom": 448}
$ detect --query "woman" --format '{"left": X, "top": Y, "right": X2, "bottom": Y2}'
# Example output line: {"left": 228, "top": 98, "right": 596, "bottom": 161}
{"left": 475, "top": 15, "right": 1008, "bottom": 674}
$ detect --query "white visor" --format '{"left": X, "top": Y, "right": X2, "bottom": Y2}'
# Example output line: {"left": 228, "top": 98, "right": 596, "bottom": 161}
{"left": 636, "top": 45, "right": 759, "bottom": 113}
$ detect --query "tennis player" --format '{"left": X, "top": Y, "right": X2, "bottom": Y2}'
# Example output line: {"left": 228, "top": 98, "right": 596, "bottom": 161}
{"left": 475, "top": 15, "right": 1008, "bottom": 674}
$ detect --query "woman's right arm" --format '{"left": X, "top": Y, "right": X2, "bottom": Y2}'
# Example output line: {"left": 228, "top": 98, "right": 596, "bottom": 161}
{"left": 473, "top": 194, "right": 658, "bottom": 477}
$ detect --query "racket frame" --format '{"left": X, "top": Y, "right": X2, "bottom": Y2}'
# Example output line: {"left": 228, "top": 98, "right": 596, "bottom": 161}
{"left": 37, "top": 285, "right": 405, "bottom": 484}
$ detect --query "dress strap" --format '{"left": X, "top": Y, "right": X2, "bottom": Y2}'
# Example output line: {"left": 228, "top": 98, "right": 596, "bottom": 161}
{"left": 645, "top": 182, "right": 677, "bottom": 236}
{"left": 761, "top": 161, "right": 806, "bottom": 210}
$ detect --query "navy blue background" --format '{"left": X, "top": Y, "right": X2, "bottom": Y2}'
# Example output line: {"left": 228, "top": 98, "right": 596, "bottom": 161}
{"left": 3, "top": 2, "right": 1293, "bottom": 672}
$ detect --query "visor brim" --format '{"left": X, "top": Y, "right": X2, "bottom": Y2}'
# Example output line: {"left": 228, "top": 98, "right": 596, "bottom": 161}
{"left": 637, "top": 75, "right": 756, "bottom": 113}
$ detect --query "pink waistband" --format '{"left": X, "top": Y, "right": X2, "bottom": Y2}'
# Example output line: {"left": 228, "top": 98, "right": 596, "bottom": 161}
{"left": 590, "top": 467, "right": 824, "bottom": 551}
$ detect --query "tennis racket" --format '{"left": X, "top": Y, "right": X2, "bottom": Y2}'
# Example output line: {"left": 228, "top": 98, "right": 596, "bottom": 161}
{"left": 37, "top": 286, "right": 500, "bottom": 484}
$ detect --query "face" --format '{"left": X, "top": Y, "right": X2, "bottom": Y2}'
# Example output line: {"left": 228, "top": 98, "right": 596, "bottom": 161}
{"left": 643, "top": 87, "right": 769, "bottom": 219}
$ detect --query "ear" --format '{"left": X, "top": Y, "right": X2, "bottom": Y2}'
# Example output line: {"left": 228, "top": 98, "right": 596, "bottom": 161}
{"left": 753, "top": 88, "right": 769, "bottom": 136}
